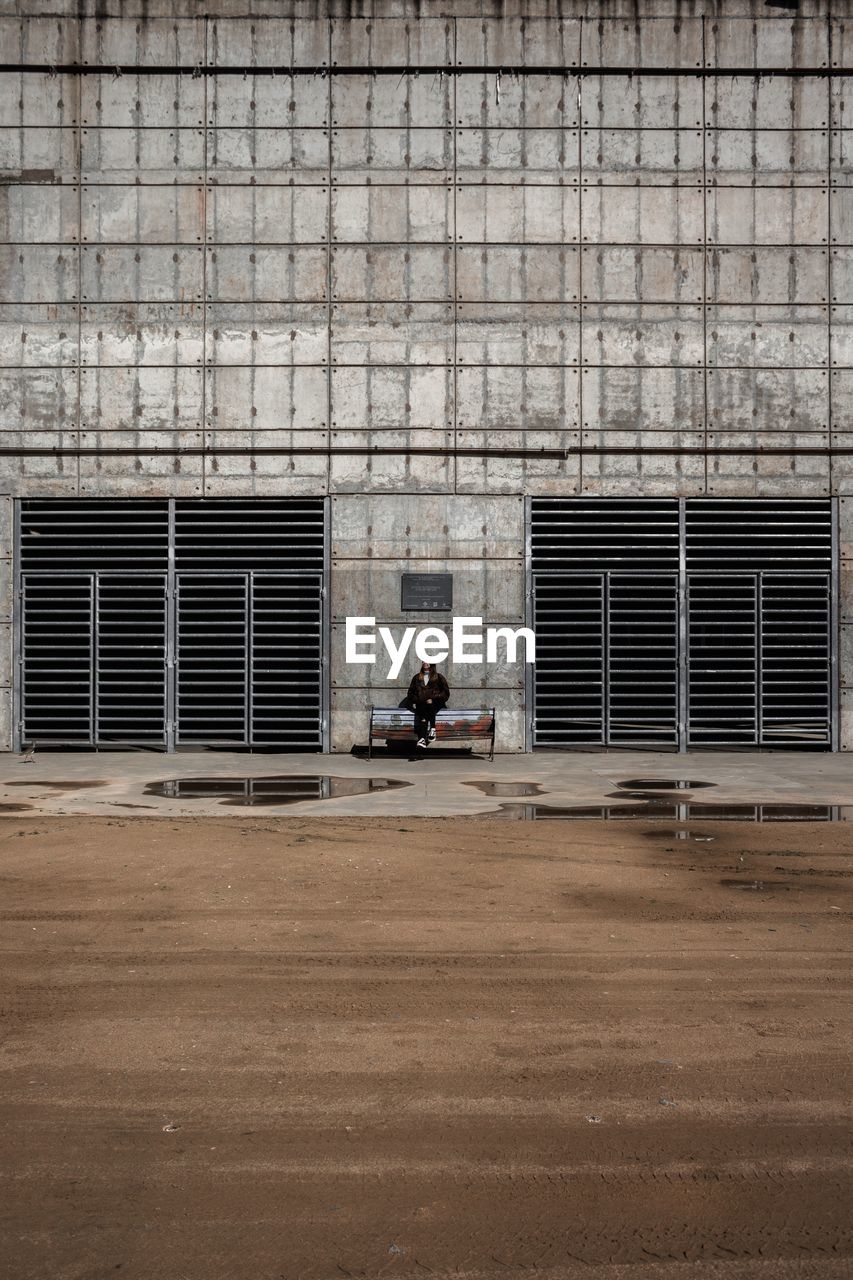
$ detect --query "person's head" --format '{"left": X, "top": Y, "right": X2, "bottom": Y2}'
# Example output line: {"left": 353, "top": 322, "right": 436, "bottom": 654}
{"left": 419, "top": 660, "right": 435, "bottom": 676}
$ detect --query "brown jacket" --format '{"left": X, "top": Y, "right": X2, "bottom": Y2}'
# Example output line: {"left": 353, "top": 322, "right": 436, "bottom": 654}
{"left": 406, "top": 667, "right": 450, "bottom": 708}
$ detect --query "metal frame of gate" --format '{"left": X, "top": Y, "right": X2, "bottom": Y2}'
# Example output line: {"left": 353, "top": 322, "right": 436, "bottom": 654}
{"left": 12, "top": 498, "right": 330, "bottom": 752}
{"left": 525, "top": 497, "right": 839, "bottom": 753}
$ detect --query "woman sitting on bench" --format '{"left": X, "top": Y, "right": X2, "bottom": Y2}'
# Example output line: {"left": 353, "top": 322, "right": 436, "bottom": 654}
{"left": 404, "top": 661, "right": 450, "bottom": 749}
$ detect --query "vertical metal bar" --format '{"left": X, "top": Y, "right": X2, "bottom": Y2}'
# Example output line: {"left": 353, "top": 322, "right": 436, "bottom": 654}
{"left": 12, "top": 499, "right": 22, "bottom": 752}
{"left": 523, "top": 495, "right": 533, "bottom": 752}
{"left": 325, "top": 18, "right": 333, "bottom": 499}
{"left": 245, "top": 572, "right": 252, "bottom": 748}
{"left": 755, "top": 572, "right": 762, "bottom": 747}
{"left": 824, "top": 494, "right": 835, "bottom": 747}
{"left": 678, "top": 498, "right": 688, "bottom": 753}
{"left": 74, "top": 110, "right": 82, "bottom": 500}
{"left": 316, "top": 569, "right": 324, "bottom": 751}
{"left": 91, "top": 573, "right": 98, "bottom": 748}
{"left": 577, "top": 76, "right": 585, "bottom": 494}
{"left": 700, "top": 17, "right": 709, "bottom": 500}
{"left": 201, "top": 21, "right": 209, "bottom": 499}
{"left": 321, "top": 495, "right": 331, "bottom": 753}
{"left": 451, "top": 22, "right": 458, "bottom": 497}
{"left": 603, "top": 573, "right": 610, "bottom": 747}
{"left": 165, "top": 498, "right": 176, "bottom": 752}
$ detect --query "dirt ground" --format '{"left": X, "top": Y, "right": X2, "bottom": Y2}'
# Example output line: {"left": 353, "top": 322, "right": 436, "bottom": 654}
{"left": 1, "top": 815, "right": 851, "bottom": 1280}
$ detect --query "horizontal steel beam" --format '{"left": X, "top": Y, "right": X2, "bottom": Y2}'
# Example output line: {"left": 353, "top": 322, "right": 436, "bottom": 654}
{"left": 0, "top": 63, "right": 843, "bottom": 79}
{"left": 2, "top": 445, "right": 853, "bottom": 459}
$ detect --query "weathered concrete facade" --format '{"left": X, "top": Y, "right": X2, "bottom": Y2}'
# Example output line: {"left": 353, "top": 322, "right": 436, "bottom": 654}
{"left": 0, "top": 2, "right": 850, "bottom": 750}
{"left": 330, "top": 493, "right": 526, "bottom": 750}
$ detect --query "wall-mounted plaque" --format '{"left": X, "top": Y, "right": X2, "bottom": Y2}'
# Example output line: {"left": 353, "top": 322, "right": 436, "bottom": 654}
{"left": 401, "top": 572, "right": 453, "bottom": 611}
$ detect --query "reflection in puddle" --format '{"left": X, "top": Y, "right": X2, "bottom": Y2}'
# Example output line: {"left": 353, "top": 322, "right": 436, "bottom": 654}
{"left": 606, "top": 791, "right": 675, "bottom": 800}
{"left": 488, "top": 802, "right": 849, "bottom": 822}
{"left": 463, "top": 781, "right": 544, "bottom": 797}
{"left": 145, "top": 775, "right": 411, "bottom": 807}
{"left": 617, "top": 779, "right": 717, "bottom": 791}
{"left": 689, "top": 803, "right": 846, "bottom": 821}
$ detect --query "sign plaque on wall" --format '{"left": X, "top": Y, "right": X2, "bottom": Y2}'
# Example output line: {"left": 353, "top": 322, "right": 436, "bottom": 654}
{"left": 401, "top": 573, "right": 453, "bottom": 611}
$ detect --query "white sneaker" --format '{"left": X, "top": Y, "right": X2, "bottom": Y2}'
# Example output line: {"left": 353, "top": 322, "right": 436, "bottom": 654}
{"left": 416, "top": 737, "right": 428, "bottom": 748}
{"left": 428, "top": 727, "right": 436, "bottom": 741}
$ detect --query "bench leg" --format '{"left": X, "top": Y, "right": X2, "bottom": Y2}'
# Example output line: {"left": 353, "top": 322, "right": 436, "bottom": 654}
{"left": 368, "top": 734, "right": 373, "bottom": 761}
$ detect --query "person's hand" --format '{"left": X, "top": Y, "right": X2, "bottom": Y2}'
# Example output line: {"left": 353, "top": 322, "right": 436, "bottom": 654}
{"left": 427, "top": 698, "right": 432, "bottom": 704}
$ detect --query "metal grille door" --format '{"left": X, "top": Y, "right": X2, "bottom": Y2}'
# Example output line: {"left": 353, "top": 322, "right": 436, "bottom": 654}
{"left": 177, "top": 575, "right": 249, "bottom": 744}
{"left": 761, "top": 576, "right": 831, "bottom": 744}
{"left": 533, "top": 573, "right": 678, "bottom": 745}
{"left": 20, "top": 576, "right": 94, "bottom": 744}
{"left": 609, "top": 575, "right": 679, "bottom": 745}
{"left": 531, "top": 498, "right": 834, "bottom": 750}
{"left": 96, "top": 576, "right": 168, "bottom": 745}
{"left": 21, "top": 573, "right": 168, "bottom": 747}
{"left": 176, "top": 572, "right": 323, "bottom": 747}
{"left": 251, "top": 574, "right": 323, "bottom": 748}
{"left": 531, "top": 499, "right": 681, "bottom": 747}
{"left": 17, "top": 499, "right": 326, "bottom": 750}
{"left": 687, "top": 575, "right": 757, "bottom": 745}
{"left": 687, "top": 573, "right": 831, "bottom": 746}
{"left": 534, "top": 574, "right": 604, "bottom": 743}
{"left": 685, "top": 500, "right": 833, "bottom": 748}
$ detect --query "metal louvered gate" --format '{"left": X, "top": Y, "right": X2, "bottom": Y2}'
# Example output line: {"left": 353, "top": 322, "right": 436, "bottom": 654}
{"left": 16, "top": 499, "right": 327, "bottom": 751}
{"left": 530, "top": 498, "right": 836, "bottom": 751}
{"left": 685, "top": 500, "right": 833, "bottom": 747}
{"left": 175, "top": 572, "right": 323, "bottom": 748}
{"left": 533, "top": 572, "right": 679, "bottom": 745}
{"left": 20, "top": 574, "right": 170, "bottom": 746}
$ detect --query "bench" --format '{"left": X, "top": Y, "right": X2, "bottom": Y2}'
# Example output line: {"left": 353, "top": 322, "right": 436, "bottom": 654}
{"left": 368, "top": 707, "right": 496, "bottom": 760}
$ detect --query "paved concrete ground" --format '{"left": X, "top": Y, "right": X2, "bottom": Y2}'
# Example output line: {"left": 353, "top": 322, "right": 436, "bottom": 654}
{"left": 1, "top": 749, "right": 852, "bottom": 817}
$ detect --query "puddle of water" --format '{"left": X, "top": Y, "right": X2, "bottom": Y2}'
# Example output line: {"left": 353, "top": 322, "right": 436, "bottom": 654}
{"left": 606, "top": 790, "right": 675, "bottom": 800}
{"left": 0, "top": 802, "right": 34, "bottom": 813}
{"left": 617, "top": 779, "right": 716, "bottom": 791}
{"left": 144, "top": 776, "right": 412, "bottom": 807}
{"left": 487, "top": 802, "right": 848, "bottom": 822}
{"left": 5, "top": 780, "right": 109, "bottom": 790}
{"left": 463, "top": 781, "right": 544, "bottom": 797}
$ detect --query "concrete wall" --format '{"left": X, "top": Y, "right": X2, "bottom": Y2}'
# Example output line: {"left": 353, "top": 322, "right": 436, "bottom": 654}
{"left": 0, "top": 2, "right": 848, "bottom": 748}
{"left": 330, "top": 494, "right": 525, "bottom": 750}
{"left": 0, "top": 5, "right": 846, "bottom": 501}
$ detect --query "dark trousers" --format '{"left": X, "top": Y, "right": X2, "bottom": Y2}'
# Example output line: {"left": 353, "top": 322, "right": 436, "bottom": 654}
{"left": 408, "top": 699, "right": 447, "bottom": 740}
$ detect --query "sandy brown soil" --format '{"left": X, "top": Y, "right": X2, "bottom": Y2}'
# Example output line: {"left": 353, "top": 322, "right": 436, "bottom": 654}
{"left": 1, "top": 815, "right": 851, "bottom": 1280}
